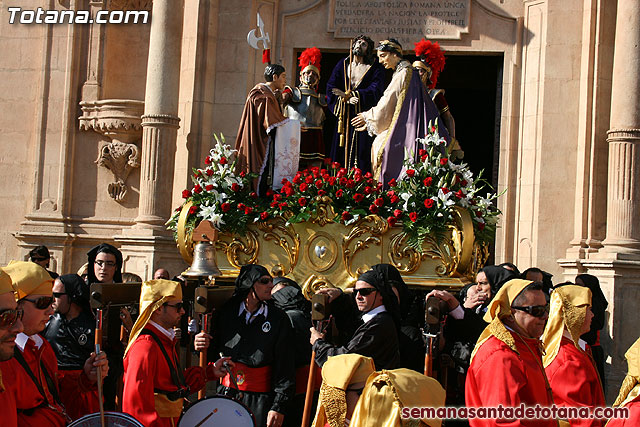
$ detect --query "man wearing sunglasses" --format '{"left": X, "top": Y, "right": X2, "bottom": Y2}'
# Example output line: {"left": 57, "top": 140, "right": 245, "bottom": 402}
{"left": 123, "top": 279, "right": 231, "bottom": 426}
{"left": 466, "top": 279, "right": 556, "bottom": 426}
{"left": 0, "top": 268, "right": 23, "bottom": 427}
{"left": 311, "top": 267, "right": 401, "bottom": 371}
{"left": 1, "top": 261, "right": 108, "bottom": 426}
{"left": 43, "top": 274, "right": 101, "bottom": 420}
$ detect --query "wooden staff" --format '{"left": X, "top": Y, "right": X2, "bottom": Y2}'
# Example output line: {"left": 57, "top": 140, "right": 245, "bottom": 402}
{"left": 301, "top": 349, "right": 318, "bottom": 427}
{"left": 95, "top": 309, "right": 106, "bottom": 427}
{"left": 198, "top": 313, "right": 211, "bottom": 399}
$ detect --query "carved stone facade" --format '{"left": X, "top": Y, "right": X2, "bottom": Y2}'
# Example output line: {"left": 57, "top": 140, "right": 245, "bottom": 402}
{"left": 1, "top": 0, "right": 639, "bottom": 401}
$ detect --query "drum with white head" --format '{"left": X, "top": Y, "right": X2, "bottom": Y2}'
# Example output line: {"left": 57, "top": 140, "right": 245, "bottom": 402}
{"left": 68, "top": 411, "right": 145, "bottom": 427}
{"left": 179, "top": 396, "right": 255, "bottom": 427}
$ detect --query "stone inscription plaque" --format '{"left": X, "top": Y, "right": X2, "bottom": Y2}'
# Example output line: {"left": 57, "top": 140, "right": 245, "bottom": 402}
{"left": 332, "top": 0, "right": 470, "bottom": 44}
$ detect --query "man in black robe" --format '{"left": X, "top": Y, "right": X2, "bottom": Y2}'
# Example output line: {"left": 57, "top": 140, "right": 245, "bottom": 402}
{"left": 310, "top": 267, "right": 400, "bottom": 370}
{"left": 197, "top": 265, "right": 295, "bottom": 427}
{"left": 327, "top": 35, "right": 385, "bottom": 172}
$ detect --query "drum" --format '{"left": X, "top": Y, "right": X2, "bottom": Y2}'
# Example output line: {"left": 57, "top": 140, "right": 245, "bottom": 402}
{"left": 179, "top": 395, "right": 256, "bottom": 427}
{"left": 68, "top": 411, "right": 144, "bottom": 427}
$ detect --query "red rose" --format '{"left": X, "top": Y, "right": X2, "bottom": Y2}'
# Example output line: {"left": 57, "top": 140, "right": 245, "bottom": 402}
{"left": 284, "top": 186, "right": 294, "bottom": 197}
{"left": 270, "top": 201, "right": 278, "bottom": 208}
{"left": 239, "top": 171, "right": 246, "bottom": 178}
{"left": 478, "top": 222, "right": 486, "bottom": 231}
{"left": 315, "top": 180, "right": 323, "bottom": 189}
{"left": 279, "top": 202, "right": 288, "bottom": 210}
{"left": 231, "top": 183, "right": 240, "bottom": 192}
{"left": 339, "top": 177, "right": 348, "bottom": 186}
{"left": 273, "top": 193, "right": 282, "bottom": 202}
{"left": 419, "top": 149, "right": 427, "bottom": 157}
{"left": 182, "top": 189, "right": 191, "bottom": 198}
{"left": 409, "top": 212, "right": 418, "bottom": 222}
{"left": 335, "top": 189, "right": 344, "bottom": 198}
{"left": 354, "top": 173, "right": 363, "bottom": 182}
{"left": 328, "top": 176, "right": 337, "bottom": 186}
{"left": 299, "top": 183, "right": 308, "bottom": 192}
{"left": 219, "top": 157, "right": 228, "bottom": 165}
{"left": 206, "top": 169, "right": 214, "bottom": 176}
{"left": 237, "top": 203, "right": 245, "bottom": 210}
{"left": 390, "top": 195, "right": 399, "bottom": 204}
{"left": 387, "top": 216, "right": 397, "bottom": 227}
{"left": 244, "top": 206, "right": 253, "bottom": 215}
{"left": 364, "top": 172, "right": 373, "bottom": 179}
{"left": 369, "top": 204, "right": 379, "bottom": 214}
{"left": 250, "top": 192, "right": 258, "bottom": 198}
{"left": 221, "top": 202, "right": 231, "bottom": 212}
{"left": 475, "top": 210, "right": 483, "bottom": 217}
{"left": 193, "top": 184, "right": 202, "bottom": 194}
{"left": 424, "top": 199, "right": 434, "bottom": 209}
{"left": 461, "top": 180, "right": 468, "bottom": 187}
{"left": 188, "top": 206, "right": 198, "bottom": 215}
{"left": 345, "top": 179, "right": 355, "bottom": 189}
{"left": 440, "top": 158, "right": 448, "bottom": 166}
{"left": 387, "top": 190, "right": 395, "bottom": 197}
{"left": 389, "top": 178, "right": 397, "bottom": 187}
{"left": 341, "top": 211, "right": 352, "bottom": 221}
{"left": 353, "top": 193, "right": 364, "bottom": 203}
{"left": 204, "top": 156, "right": 212, "bottom": 165}
{"left": 260, "top": 211, "right": 269, "bottom": 220}
{"left": 337, "top": 168, "right": 347, "bottom": 178}
{"left": 455, "top": 190, "right": 464, "bottom": 199}
{"left": 323, "top": 158, "right": 332, "bottom": 165}
{"left": 332, "top": 162, "right": 340, "bottom": 169}
{"left": 298, "top": 197, "right": 307, "bottom": 207}
{"left": 406, "top": 169, "right": 416, "bottom": 177}
{"left": 421, "top": 154, "right": 428, "bottom": 162}
{"left": 364, "top": 186, "right": 373, "bottom": 194}
{"left": 393, "top": 209, "right": 402, "bottom": 218}
{"left": 374, "top": 197, "right": 384, "bottom": 207}
{"left": 205, "top": 184, "right": 213, "bottom": 191}
{"left": 305, "top": 175, "right": 314, "bottom": 184}
{"left": 441, "top": 187, "right": 450, "bottom": 194}
{"left": 318, "top": 190, "right": 327, "bottom": 196}
{"left": 293, "top": 174, "right": 302, "bottom": 184}
{"left": 423, "top": 177, "right": 433, "bottom": 187}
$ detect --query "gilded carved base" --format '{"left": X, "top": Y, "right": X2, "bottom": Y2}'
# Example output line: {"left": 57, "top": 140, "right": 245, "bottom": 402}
{"left": 177, "top": 199, "right": 485, "bottom": 296}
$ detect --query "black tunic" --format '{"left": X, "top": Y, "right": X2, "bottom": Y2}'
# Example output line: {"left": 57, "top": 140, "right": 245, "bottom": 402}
{"left": 43, "top": 311, "right": 95, "bottom": 370}
{"left": 211, "top": 299, "right": 295, "bottom": 426}
{"left": 313, "top": 310, "right": 400, "bottom": 370}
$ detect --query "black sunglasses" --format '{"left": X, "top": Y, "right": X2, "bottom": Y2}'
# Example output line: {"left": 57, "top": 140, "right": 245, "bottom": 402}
{"left": 0, "top": 308, "right": 23, "bottom": 328}
{"left": 512, "top": 304, "right": 549, "bottom": 318}
{"left": 353, "top": 288, "right": 377, "bottom": 297}
{"left": 52, "top": 292, "right": 67, "bottom": 298}
{"left": 22, "top": 296, "right": 54, "bottom": 310}
{"left": 256, "top": 277, "right": 273, "bottom": 285}
{"left": 163, "top": 302, "right": 185, "bottom": 311}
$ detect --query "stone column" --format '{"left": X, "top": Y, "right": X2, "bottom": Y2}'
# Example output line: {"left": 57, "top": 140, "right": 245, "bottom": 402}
{"left": 602, "top": 0, "right": 640, "bottom": 254}
{"left": 135, "top": 0, "right": 184, "bottom": 229}
{"left": 116, "top": 0, "right": 189, "bottom": 280}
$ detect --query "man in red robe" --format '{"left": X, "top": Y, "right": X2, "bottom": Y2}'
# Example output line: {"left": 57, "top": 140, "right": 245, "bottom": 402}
{"left": 0, "top": 261, "right": 108, "bottom": 426}
{"left": 235, "top": 63, "right": 299, "bottom": 194}
{"left": 542, "top": 284, "right": 605, "bottom": 426}
{"left": 122, "top": 279, "right": 231, "bottom": 427}
{"left": 466, "top": 279, "right": 556, "bottom": 427}
{"left": 608, "top": 337, "right": 640, "bottom": 426}
{"left": 0, "top": 268, "right": 23, "bottom": 427}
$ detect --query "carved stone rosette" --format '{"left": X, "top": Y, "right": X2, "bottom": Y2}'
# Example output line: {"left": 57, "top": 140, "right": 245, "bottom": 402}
{"left": 79, "top": 99, "right": 144, "bottom": 202}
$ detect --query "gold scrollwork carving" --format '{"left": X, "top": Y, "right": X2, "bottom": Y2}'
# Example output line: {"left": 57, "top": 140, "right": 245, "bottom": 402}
{"left": 471, "top": 242, "right": 490, "bottom": 279}
{"left": 310, "top": 196, "right": 337, "bottom": 226}
{"left": 342, "top": 215, "right": 388, "bottom": 279}
{"left": 256, "top": 217, "right": 300, "bottom": 275}
{"left": 452, "top": 206, "right": 475, "bottom": 276}
{"left": 177, "top": 201, "right": 195, "bottom": 264}
{"left": 388, "top": 231, "right": 424, "bottom": 274}
{"left": 422, "top": 233, "right": 458, "bottom": 277}
{"left": 301, "top": 274, "right": 335, "bottom": 300}
{"left": 215, "top": 231, "right": 259, "bottom": 269}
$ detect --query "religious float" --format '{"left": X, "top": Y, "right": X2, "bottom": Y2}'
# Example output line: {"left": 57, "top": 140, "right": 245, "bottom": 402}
{"left": 167, "top": 131, "right": 499, "bottom": 296}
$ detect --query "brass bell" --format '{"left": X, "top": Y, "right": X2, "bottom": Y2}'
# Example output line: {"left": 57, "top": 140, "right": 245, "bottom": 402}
{"left": 183, "top": 240, "right": 221, "bottom": 278}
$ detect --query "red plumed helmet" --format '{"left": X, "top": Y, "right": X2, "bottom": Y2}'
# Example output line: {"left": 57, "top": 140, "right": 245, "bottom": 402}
{"left": 299, "top": 47, "right": 322, "bottom": 75}
{"left": 414, "top": 39, "right": 446, "bottom": 88}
